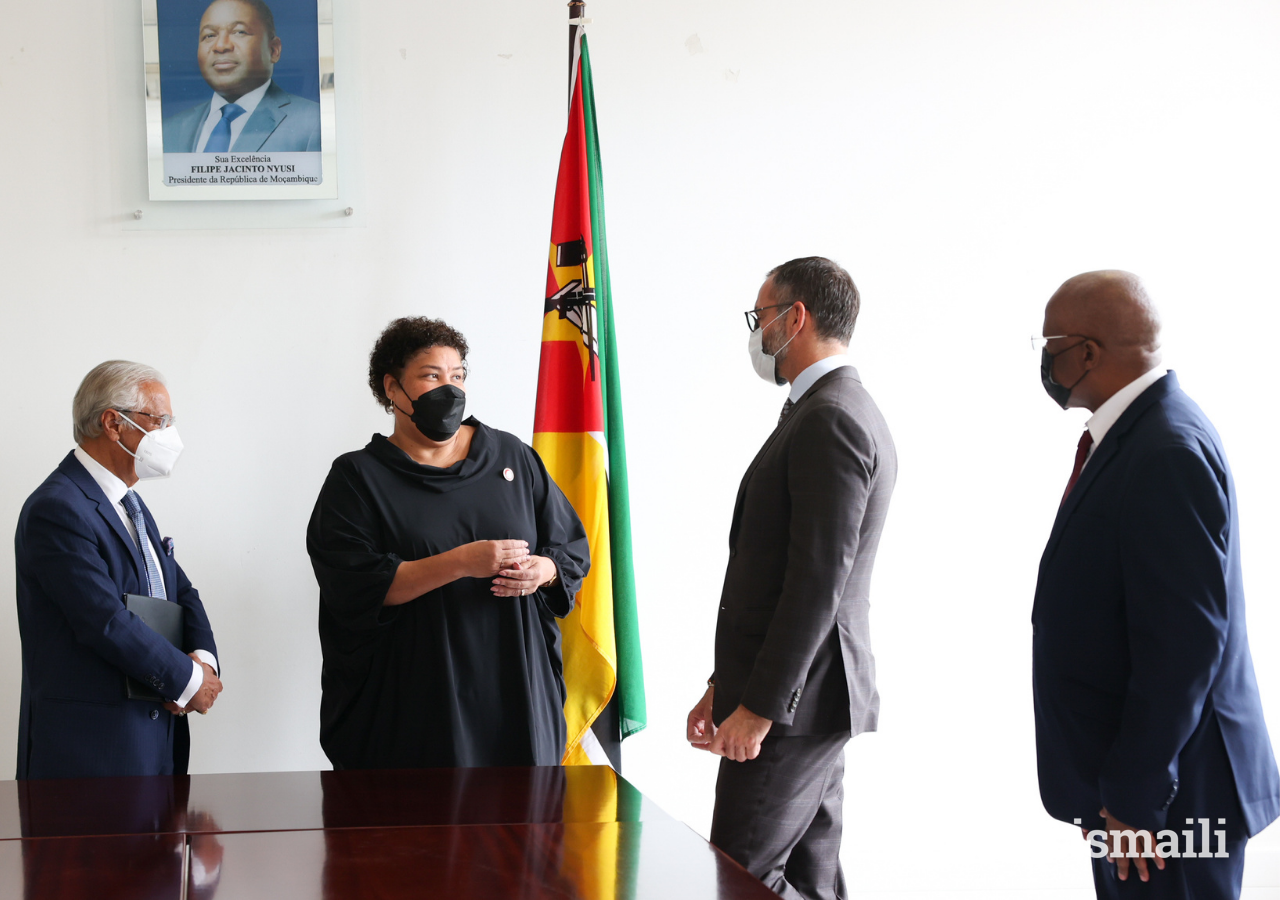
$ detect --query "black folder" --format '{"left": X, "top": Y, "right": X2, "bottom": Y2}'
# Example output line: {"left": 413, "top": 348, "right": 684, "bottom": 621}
{"left": 123, "top": 593, "right": 184, "bottom": 702}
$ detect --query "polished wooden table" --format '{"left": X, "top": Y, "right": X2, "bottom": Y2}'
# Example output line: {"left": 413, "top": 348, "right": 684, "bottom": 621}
{"left": 0, "top": 767, "right": 777, "bottom": 899}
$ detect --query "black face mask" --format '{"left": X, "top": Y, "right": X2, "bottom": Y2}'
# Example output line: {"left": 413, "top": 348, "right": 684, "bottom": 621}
{"left": 1040, "top": 344, "right": 1089, "bottom": 410}
{"left": 394, "top": 381, "right": 467, "bottom": 441}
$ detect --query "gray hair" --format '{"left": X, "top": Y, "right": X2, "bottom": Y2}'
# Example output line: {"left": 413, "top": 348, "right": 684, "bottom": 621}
{"left": 72, "top": 361, "right": 167, "bottom": 444}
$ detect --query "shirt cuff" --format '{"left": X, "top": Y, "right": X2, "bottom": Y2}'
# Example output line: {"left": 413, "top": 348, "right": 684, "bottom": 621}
{"left": 191, "top": 649, "right": 219, "bottom": 676}
{"left": 176, "top": 659, "right": 203, "bottom": 708}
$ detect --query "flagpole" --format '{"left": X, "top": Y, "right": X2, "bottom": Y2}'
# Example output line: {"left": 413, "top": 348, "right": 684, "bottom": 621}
{"left": 568, "top": 0, "right": 585, "bottom": 93}
{"left": 566, "top": 0, "right": 596, "bottom": 381}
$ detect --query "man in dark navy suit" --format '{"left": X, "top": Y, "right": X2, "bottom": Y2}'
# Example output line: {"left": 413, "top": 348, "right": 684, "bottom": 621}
{"left": 15, "top": 361, "right": 222, "bottom": 779}
{"left": 1033, "top": 271, "right": 1279, "bottom": 898}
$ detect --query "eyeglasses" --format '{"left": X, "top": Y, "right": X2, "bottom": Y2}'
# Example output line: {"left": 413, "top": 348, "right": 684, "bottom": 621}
{"left": 1030, "top": 334, "right": 1100, "bottom": 352}
{"left": 119, "top": 410, "right": 176, "bottom": 430}
{"left": 744, "top": 304, "right": 795, "bottom": 333}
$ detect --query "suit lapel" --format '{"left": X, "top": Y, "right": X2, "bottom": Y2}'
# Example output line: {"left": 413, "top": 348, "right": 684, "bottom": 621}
{"left": 1039, "top": 372, "right": 1179, "bottom": 568}
{"left": 728, "top": 367, "right": 861, "bottom": 549}
{"left": 232, "top": 83, "right": 287, "bottom": 151}
{"left": 1040, "top": 438, "right": 1121, "bottom": 567}
{"left": 58, "top": 453, "right": 147, "bottom": 585}
{"left": 729, "top": 426, "right": 785, "bottom": 549}
{"left": 185, "top": 99, "right": 213, "bottom": 152}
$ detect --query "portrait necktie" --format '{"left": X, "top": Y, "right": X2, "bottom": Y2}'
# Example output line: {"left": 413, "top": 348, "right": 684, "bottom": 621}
{"left": 1060, "top": 430, "right": 1094, "bottom": 506}
{"left": 778, "top": 398, "right": 795, "bottom": 426}
{"left": 121, "top": 491, "right": 168, "bottom": 601}
{"left": 203, "top": 102, "right": 246, "bottom": 153}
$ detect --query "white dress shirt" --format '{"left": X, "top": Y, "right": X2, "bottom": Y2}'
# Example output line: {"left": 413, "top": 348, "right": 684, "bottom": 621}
{"left": 73, "top": 448, "right": 217, "bottom": 708}
{"left": 195, "top": 80, "right": 273, "bottom": 153}
{"left": 1082, "top": 367, "right": 1168, "bottom": 468}
{"left": 789, "top": 354, "right": 854, "bottom": 403}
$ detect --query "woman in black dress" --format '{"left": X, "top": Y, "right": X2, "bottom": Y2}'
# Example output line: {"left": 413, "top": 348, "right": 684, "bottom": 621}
{"left": 307, "top": 317, "right": 590, "bottom": 769}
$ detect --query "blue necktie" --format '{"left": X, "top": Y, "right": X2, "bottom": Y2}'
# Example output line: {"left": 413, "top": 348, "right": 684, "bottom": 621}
{"left": 204, "top": 102, "right": 246, "bottom": 153}
{"left": 121, "top": 491, "right": 167, "bottom": 601}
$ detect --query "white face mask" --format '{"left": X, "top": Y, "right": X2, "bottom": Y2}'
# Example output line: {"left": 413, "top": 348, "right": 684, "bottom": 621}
{"left": 118, "top": 415, "right": 184, "bottom": 479}
{"left": 747, "top": 308, "right": 797, "bottom": 386}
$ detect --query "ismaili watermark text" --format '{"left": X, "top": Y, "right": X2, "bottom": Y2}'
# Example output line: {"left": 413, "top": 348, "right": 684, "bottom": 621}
{"left": 1075, "top": 818, "right": 1230, "bottom": 858}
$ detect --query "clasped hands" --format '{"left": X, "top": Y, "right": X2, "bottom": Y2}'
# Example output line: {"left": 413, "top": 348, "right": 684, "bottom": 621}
{"left": 163, "top": 653, "right": 223, "bottom": 717}
{"left": 686, "top": 685, "right": 773, "bottom": 762}
{"left": 451, "top": 539, "right": 557, "bottom": 598}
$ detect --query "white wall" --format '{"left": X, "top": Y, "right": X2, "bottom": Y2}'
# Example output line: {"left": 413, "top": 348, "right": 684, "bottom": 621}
{"left": 2, "top": 1, "right": 1279, "bottom": 897}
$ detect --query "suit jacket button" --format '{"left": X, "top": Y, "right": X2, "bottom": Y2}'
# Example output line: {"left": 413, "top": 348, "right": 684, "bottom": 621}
{"left": 150, "top": 709, "right": 159, "bottom": 720}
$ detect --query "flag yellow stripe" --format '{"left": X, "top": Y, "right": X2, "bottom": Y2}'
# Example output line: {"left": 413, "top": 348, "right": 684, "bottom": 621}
{"left": 532, "top": 429, "right": 617, "bottom": 764}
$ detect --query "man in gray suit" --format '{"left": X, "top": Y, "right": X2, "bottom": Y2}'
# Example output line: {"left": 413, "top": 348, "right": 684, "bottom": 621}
{"left": 687, "top": 257, "right": 897, "bottom": 900}
{"left": 162, "top": 0, "right": 321, "bottom": 154}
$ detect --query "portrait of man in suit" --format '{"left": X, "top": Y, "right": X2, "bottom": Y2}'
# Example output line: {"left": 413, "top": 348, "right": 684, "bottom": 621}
{"left": 161, "top": 0, "right": 322, "bottom": 154}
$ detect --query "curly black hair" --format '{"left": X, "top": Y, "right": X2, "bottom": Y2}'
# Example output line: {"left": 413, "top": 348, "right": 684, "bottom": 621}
{"left": 368, "top": 317, "right": 469, "bottom": 412}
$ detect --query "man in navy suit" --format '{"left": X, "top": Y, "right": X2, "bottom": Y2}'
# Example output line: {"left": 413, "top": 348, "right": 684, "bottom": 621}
{"left": 1033, "top": 271, "right": 1279, "bottom": 898}
{"left": 162, "top": 0, "right": 321, "bottom": 154}
{"left": 15, "top": 361, "right": 222, "bottom": 779}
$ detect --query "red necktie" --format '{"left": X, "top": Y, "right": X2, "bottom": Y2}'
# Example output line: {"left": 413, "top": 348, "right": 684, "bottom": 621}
{"left": 1061, "top": 430, "right": 1094, "bottom": 506}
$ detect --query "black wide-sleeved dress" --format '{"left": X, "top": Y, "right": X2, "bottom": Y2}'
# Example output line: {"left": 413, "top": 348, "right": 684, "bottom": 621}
{"left": 306, "top": 419, "right": 590, "bottom": 769}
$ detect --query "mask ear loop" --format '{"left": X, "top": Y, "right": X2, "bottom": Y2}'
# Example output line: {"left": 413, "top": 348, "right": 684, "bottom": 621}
{"left": 1059, "top": 368, "right": 1089, "bottom": 393}
{"left": 1048, "top": 341, "right": 1093, "bottom": 393}
{"left": 115, "top": 412, "right": 147, "bottom": 460}
{"left": 766, "top": 305, "right": 801, "bottom": 359}
{"left": 388, "top": 377, "right": 417, "bottom": 419}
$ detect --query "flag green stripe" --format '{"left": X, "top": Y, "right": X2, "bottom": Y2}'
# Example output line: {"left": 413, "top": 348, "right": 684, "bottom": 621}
{"left": 580, "top": 36, "right": 646, "bottom": 739}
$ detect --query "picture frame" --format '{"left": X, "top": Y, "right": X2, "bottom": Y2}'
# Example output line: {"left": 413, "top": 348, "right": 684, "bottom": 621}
{"left": 142, "top": 0, "right": 338, "bottom": 201}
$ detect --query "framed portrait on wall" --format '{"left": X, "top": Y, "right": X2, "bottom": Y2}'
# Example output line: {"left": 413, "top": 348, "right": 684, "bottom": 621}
{"left": 142, "top": 0, "right": 337, "bottom": 200}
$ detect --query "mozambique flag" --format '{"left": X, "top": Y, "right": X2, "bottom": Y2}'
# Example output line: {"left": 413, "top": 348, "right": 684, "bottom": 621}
{"left": 534, "top": 29, "right": 646, "bottom": 766}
